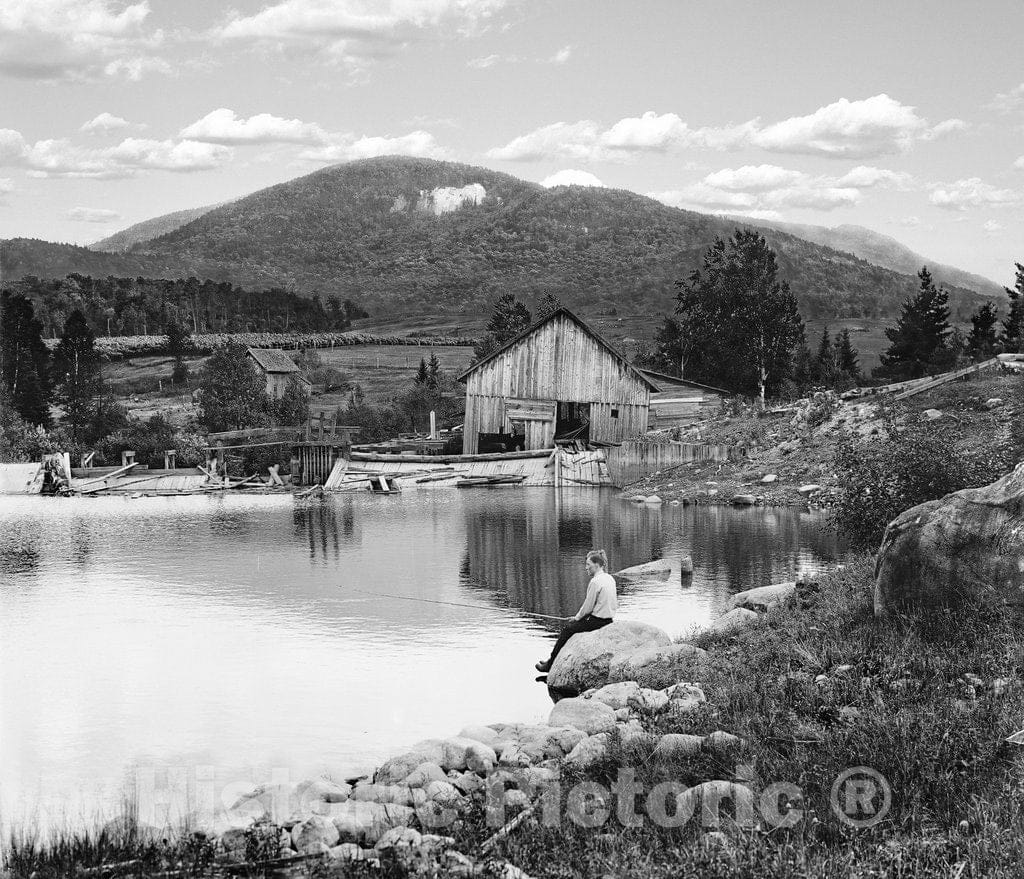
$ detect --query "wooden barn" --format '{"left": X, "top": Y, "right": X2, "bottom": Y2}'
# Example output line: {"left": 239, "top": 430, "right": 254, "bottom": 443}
{"left": 639, "top": 369, "right": 733, "bottom": 430}
{"left": 247, "top": 347, "right": 312, "bottom": 399}
{"left": 457, "top": 308, "right": 659, "bottom": 454}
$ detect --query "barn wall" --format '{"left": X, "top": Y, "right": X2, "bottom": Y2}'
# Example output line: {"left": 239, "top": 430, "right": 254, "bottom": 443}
{"left": 463, "top": 313, "right": 651, "bottom": 451}
{"left": 466, "top": 313, "right": 649, "bottom": 406}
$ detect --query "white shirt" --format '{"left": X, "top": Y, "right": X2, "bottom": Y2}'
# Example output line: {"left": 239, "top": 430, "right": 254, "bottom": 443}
{"left": 575, "top": 571, "right": 618, "bottom": 620}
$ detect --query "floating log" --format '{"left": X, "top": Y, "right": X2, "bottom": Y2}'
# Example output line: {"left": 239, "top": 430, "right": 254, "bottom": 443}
{"left": 614, "top": 559, "right": 673, "bottom": 580}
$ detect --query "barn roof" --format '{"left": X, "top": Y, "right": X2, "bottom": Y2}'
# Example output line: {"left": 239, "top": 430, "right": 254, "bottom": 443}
{"left": 458, "top": 307, "right": 659, "bottom": 391}
{"left": 247, "top": 347, "right": 301, "bottom": 373}
{"left": 637, "top": 368, "right": 733, "bottom": 396}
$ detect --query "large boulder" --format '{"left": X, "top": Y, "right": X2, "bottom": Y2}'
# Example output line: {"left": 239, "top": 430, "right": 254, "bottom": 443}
{"left": 548, "top": 698, "right": 617, "bottom": 735}
{"left": 728, "top": 582, "right": 797, "bottom": 613}
{"left": 874, "top": 462, "right": 1024, "bottom": 614}
{"left": 547, "top": 621, "right": 671, "bottom": 691}
{"left": 608, "top": 642, "right": 708, "bottom": 689}
{"left": 291, "top": 815, "right": 340, "bottom": 854}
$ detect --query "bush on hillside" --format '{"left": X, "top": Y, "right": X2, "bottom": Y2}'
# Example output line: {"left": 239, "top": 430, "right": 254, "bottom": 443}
{"left": 831, "top": 410, "right": 1014, "bottom": 547}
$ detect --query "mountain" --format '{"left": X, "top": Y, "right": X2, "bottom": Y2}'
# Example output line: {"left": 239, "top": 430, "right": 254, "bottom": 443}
{"left": 733, "top": 218, "right": 1005, "bottom": 300}
{"left": 0, "top": 157, "right": 994, "bottom": 323}
{"left": 89, "top": 204, "right": 221, "bottom": 253}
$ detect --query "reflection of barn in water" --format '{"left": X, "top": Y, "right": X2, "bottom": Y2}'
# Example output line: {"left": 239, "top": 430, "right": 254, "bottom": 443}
{"left": 293, "top": 497, "right": 357, "bottom": 562}
{"left": 460, "top": 489, "right": 663, "bottom": 622}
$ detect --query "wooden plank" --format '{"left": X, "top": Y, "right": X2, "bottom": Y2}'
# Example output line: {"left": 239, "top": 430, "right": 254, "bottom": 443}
{"left": 73, "top": 462, "right": 139, "bottom": 488}
{"left": 892, "top": 358, "right": 1001, "bottom": 401}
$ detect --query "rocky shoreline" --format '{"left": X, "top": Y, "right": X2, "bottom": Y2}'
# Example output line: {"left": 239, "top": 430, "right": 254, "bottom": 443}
{"left": 200, "top": 580, "right": 802, "bottom": 877}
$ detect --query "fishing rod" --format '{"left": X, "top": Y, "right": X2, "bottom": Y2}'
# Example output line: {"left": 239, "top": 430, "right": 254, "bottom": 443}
{"left": 348, "top": 586, "right": 568, "bottom": 621}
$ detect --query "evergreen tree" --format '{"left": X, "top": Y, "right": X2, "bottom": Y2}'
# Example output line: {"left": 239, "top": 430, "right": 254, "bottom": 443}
{"left": 472, "top": 294, "right": 532, "bottom": 363}
{"left": 967, "top": 301, "right": 1000, "bottom": 361}
{"left": 0, "top": 292, "right": 52, "bottom": 427}
{"left": 414, "top": 357, "right": 429, "bottom": 386}
{"left": 815, "top": 326, "right": 834, "bottom": 381}
{"left": 793, "top": 342, "right": 815, "bottom": 391}
{"left": 673, "top": 230, "right": 805, "bottom": 405}
{"left": 53, "top": 309, "right": 103, "bottom": 440}
{"left": 166, "top": 319, "right": 191, "bottom": 383}
{"left": 196, "top": 341, "right": 271, "bottom": 432}
{"left": 1000, "top": 263, "right": 1024, "bottom": 354}
{"left": 535, "top": 291, "right": 563, "bottom": 321}
{"left": 427, "top": 352, "right": 441, "bottom": 390}
{"left": 877, "top": 267, "right": 952, "bottom": 380}
{"left": 836, "top": 329, "right": 861, "bottom": 379}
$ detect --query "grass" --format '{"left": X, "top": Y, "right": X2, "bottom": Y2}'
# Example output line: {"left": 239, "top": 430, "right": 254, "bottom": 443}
{"left": 459, "top": 555, "right": 1024, "bottom": 878}
{"left": 10, "top": 556, "right": 1024, "bottom": 877}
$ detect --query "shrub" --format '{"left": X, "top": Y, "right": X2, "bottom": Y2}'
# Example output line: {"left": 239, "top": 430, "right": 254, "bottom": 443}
{"left": 831, "top": 410, "right": 1013, "bottom": 547}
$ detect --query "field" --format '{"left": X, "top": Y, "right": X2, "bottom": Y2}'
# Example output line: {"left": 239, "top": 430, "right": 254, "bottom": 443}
{"left": 100, "top": 344, "right": 478, "bottom": 423}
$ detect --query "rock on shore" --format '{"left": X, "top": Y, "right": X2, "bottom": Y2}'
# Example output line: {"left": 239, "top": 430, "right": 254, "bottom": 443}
{"left": 874, "top": 461, "right": 1024, "bottom": 614}
{"left": 546, "top": 621, "right": 672, "bottom": 691}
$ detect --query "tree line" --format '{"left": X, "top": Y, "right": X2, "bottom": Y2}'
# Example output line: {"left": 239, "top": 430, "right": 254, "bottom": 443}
{"left": 1, "top": 273, "right": 368, "bottom": 339}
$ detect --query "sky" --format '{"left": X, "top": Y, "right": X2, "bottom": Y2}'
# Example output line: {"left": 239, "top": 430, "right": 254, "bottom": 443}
{"left": 0, "top": 0, "right": 1022, "bottom": 285}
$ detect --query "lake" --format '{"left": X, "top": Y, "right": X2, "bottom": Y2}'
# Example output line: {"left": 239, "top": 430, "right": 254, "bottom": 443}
{"left": 0, "top": 489, "right": 846, "bottom": 830}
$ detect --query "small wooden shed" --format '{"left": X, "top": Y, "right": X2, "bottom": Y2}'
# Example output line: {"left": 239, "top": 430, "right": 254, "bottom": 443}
{"left": 639, "top": 369, "right": 732, "bottom": 429}
{"left": 457, "top": 308, "right": 659, "bottom": 454}
{"left": 247, "top": 347, "right": 311, "bottom": 399}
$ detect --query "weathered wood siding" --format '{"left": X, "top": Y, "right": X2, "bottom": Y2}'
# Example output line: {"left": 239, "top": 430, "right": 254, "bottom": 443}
{"left": 463, "top": 313, "right": 650, "bottom": 453}
{"left": 647, "top": 389, "right": 725, "bottom": 429}
{"left": 605, "top": 441, "right": 746, "bottom": 487}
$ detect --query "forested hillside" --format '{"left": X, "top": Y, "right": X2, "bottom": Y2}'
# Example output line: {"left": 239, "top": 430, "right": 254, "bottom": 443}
{"left": 0, "top": 157, "right": 993, "bottom": 325}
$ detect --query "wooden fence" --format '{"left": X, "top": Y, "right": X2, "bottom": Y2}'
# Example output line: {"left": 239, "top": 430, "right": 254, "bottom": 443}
{"left": 604, "top": 441, "right": 746, "bottom": 488}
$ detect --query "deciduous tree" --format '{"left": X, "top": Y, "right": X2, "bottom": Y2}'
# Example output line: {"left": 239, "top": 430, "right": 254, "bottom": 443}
{"left": 196, "top": 341, "right": 270, "bottom": 432}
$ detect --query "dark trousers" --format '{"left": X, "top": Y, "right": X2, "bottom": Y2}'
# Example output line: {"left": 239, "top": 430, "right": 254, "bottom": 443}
{"left": 547, "top": 614, "right": 613, "bottom": 664}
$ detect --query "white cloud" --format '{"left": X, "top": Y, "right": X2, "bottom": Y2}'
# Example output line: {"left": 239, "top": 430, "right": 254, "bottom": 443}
{"left": 0, "top": 128, "right": 232, "bottom": 178}
{"left": 539, "top": 169, "right": 605, "bottom": 188}
{"left": 467, "top": 53, "right": 499, "bottom": 68}
{"left": 214, "top": 0, "right": 508, "bottom": 72}
{"left": 67, "top": 206, "right": 121, "bottom": 223}
{"left": 834, "top": 165, "right": 913, "bottom": 188}
{"left": 550, "top": 44, "right": 571, "bottom": 64}
{"left": 0, "top": 0, "right": 166, "bottom": 81}
{"left": 895, "top": 215, "right": 921, "bottom": 227}
{"left": 298, "top": 130, "right": 444, "bottom": 163}
{"left": 1014, "top": 155, "right": 1024, "bottom": 170}
{"left": 751, "top": 94, "right": 932, "bottom": 158}
{"left": 0, "top": 177, "right": 12, "bottom": 201}
{"left": 985, "top": 83, "right": 1024, "bottom": 113}
{"left": 929, "top": 177, "right": 1020, "bottom": 211}
{"left": 646, "top": 161, "right": 918, "bottom": 216}
{"left": 490, "top": 94, "right": 961, "bottom": 163}
{"left": 703, "top": 164, "right": 804, "bottom": 192}
{"left": 983, "top": 219, "right": 1004, "bottom": 234}
{"left": 181, "top": 108, "right": 329, "bottom": 145}
{"left": 81, "top": 112, "right": 137, "bottom": 133}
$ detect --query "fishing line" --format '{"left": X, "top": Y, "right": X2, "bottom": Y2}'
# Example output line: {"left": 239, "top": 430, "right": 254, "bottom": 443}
{"left": 347, "top": 586, "right": 568, "bottom": 621}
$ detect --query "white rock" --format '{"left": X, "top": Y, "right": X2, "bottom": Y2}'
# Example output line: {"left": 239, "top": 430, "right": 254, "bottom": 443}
{"left": 627, "top": 688, "right": 670, "bottom": 714}
{"left": 676, "top": 781, "right": 755, "bottom": 830}
{"left": 457, "top": 725, "right": 499, "bottom": 747}
{"left": 653, "top": 733, "right": 704, "bottom": 760}
{"left": 645, "top": 495, "right": 663, "bottom": 504}
{"left": 588, "top": 681, "right": 642, "bottom": 710}
{"left": 613, "top": 559, "right": 671, "bottom": 580}
{"left": 704, "top": 730, "right": 744, "bottom": 759}
{"left": 291, "top": 815, "right": 340, "bottom": 854}
{"left": 706, "top": 607, "right": 759, "bottom": 635}
{"left": 761, "top": 474, "right": 778, "bottom": 483}
{"left": 921, "top": 408, "right": 943, "bottom": 421}
{"left": 404, "top": 763, "right": 447, "bottom": 789}
{"left": 797, "top": 484, "right": 822, "bottom": 495}
{"left": 565, "top": 733, "right": 610, "bottom": 767}
{"left": 332, "top": 801, "right": 414, "bottom": 847}
{"left": 728, "top": 581, "right": 796, "bottom": 612}
{"left": 350, "top": 783, "right": 416, "bottom": 806}
{"left": 548, "top": 697, "right": 617, "bottom": 735}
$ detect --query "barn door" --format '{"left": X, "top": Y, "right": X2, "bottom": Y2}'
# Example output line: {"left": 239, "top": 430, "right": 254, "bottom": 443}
{"left": 504, "top": 398, "right": 556, "bottom": 450}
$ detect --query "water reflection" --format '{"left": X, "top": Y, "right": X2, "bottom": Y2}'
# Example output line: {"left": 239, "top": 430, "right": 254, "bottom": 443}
{"left": 461, "top": 489, "right": 662, "bottom": 625}
{"left": 0, "top": 490, "right": 845, "bottom": 832}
